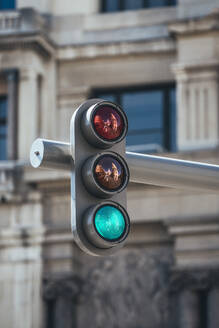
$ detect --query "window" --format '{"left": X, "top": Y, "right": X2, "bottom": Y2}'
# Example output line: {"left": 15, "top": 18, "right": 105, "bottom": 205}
{"left": 0, "top": 0, "right": 16, "bottom": 10}
{"left": 0, "top": 96, "right": 7, "bottom": 160}
{"left": 101, "top": 0, "right": 176, "bottom": 12}
{"left": 93, "top": 84, "right": 176, "bottom": 153}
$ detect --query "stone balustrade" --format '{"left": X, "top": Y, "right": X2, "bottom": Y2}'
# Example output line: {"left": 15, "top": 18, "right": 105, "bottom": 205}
{"left": 0, "top": 8, "right": 48, "bottom": 35}
{"left": 0, "top": 11, "right": 21, "bottom": 31}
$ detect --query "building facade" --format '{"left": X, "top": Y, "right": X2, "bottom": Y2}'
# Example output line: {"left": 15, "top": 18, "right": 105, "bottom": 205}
{"left": 0, "top": 0, "right": 219, "bottom": 327}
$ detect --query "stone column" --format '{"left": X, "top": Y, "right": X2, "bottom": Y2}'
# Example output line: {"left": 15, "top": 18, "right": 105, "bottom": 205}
{"left": 6, "top": 69, "right": 18, "bottom": 160}
{"left": 208, "top": 288, "right": 219, "bottom": 328}
{"left": 179, "top": 290, "right": 201, "bottom": 328}
{"left": 54, "top": 296, "right": 75, "bottom": 328}
{"left": 0, "top": 195, "right": 45, "bottom": 328}
{"left": 174, "top": 65, "right": 219, "bottom": 151}
{"left": 169, "top": 12, "right": 219, "bottom": 151}
{"left": 18, "top": 68, "right": 38, "bottom": 160}
{"left": 170, "top": 269, "right": 219, "bottom": 328}
{"left": 43, "top": 274, "right": 82, "bottom": 328}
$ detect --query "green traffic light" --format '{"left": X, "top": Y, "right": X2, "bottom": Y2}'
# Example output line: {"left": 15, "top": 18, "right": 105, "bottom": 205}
{"left": 94, "top": 205, "right": 126, "bottom": 241}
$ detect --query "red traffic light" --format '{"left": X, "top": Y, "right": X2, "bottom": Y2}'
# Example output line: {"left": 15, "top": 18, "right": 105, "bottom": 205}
{"left": 81, "top": 100, "right": 128, "bottom": 149}
{"left": 93, "top": 105, "right": 124, "bottom": 141}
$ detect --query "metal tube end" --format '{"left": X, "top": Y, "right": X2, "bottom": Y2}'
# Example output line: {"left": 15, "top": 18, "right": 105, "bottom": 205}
{"left": 30, "top": 139, "right": 44, "bottom": 168}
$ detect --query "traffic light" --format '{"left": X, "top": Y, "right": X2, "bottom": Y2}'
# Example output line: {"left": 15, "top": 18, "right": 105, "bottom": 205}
{"left": 70, "top": 99, "right": 130, "bottom": 256}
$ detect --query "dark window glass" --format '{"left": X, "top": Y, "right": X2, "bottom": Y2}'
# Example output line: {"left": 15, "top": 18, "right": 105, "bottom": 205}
{"left": 121, "top": 91, "right": 164, "bottom": 152}
{"left": 147, "top": 0, "right": 177, "bottom": 7}
{"left": 124, "top": 0, "right": 143, "bottom": 10}
{"left": 93, "top": 85, "right": 176, "bottom": 154}
{"left": 101, "top": 0, "right": 176, "bottom": 12}
{"left": 147, "top": 0, "right": 167, "bottom": 8}
{"left": 102, "top": 0, "right": 119, "bottom": 12}
{"left": 0, "top": 96, "right": 7, "bottom": 160}
{"left": 0, "top": 0, "right": 15, "bottom": 10}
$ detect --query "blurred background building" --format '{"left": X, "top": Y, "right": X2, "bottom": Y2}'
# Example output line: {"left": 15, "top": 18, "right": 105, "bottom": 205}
{"left": 0, "top": 0, "right": 219, "bottom": 327}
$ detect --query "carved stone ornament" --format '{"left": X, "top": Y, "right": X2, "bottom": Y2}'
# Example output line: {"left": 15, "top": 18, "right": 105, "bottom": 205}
{"left": 43, "top": 273, "right": 83, "bottom": 303}
{"left": 79, "top": 248, "right": 173, "bottom": 328}
{"left": 169, "top": 268, "right": 219, "bottom": 293}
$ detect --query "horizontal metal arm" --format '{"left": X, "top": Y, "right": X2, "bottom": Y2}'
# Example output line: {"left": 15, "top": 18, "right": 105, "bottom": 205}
{"left": 30, "top": 138, "right": 219, "bottom": 192}
{"left": 30, "top": 139, "right": 71, "bottom": 170}
{"left": 127, "top": 151, "right": 219, "bottom": 191}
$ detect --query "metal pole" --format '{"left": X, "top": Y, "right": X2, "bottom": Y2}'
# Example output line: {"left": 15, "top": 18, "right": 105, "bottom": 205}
{"left": 30, "top": 138, "right": 71, "bottom": 170}
{"left": 30, "top": 138, "right": 219, "bottom": 192}
{"left": 126, "top": 151, "right": 219, "bottom": 191}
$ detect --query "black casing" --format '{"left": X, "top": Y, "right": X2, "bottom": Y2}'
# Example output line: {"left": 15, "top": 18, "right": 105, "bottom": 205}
{"left": 70, "top": 99, "right": 130, "bottom": 256}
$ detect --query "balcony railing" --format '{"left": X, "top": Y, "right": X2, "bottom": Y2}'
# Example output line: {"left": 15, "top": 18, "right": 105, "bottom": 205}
{"left": 0, "top": 11, "right": 20, "bottom": 31}
{"left": 0, "top": 8, "right": 48, "bottom": 36}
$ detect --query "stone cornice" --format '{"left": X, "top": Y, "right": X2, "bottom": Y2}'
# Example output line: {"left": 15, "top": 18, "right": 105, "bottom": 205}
{"left": 0, "top": 32, "right": 55, "bottom": 59}
{"left": 43, "top": 273, "right": 83, "bottom": 301}
{"left": 169, "top": 9, "right": 219, "bottom": 37}
{"left": 0, "top": 226, "right": 45, "bottom": 249}
{"left": 0, "top": 9, "right": 55, "bottom": 59}
{"left": 56, "top": 38, "right": 176, "bottom": 61}
{"left": 172, "top": 59, "right": 219, "bottom": 74}
{"left": 170, "top": 268, "right": 219, "bottom": 292}
{"left": 166, "top": 213, "right": 219, "bottom": 227}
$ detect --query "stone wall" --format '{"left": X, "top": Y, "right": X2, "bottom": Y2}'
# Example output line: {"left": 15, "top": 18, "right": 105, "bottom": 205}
{"left": 77, "top": 246, "right": 174, "bottom": 328}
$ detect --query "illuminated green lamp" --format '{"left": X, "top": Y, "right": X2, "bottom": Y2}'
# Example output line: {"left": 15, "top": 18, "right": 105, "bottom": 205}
{"left": 94, "top": 205, "right": 126, "bottom": 241}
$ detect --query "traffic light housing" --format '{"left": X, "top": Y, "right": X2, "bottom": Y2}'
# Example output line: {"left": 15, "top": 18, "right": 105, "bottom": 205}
{"left": 70, "top": 99, "right": 130, "bottom": 256}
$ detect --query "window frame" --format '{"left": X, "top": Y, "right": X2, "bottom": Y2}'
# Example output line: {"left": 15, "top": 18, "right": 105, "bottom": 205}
{"left": 100, "top": 0, "right": 176, "bottom": 13}
{"left": 0, "top": 69, "right": 18, "bottom": 161}
{"left": 92, "top": 82, "right": 176, "bottom": 153}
